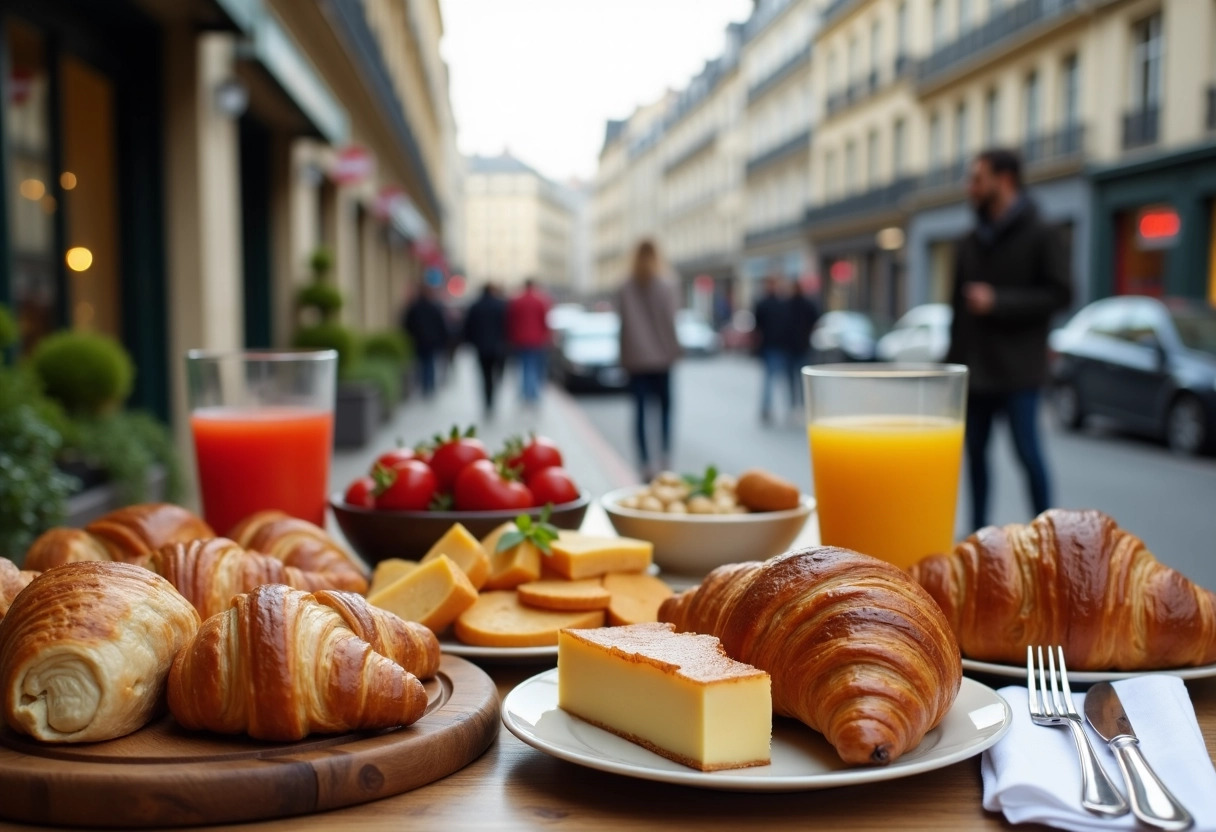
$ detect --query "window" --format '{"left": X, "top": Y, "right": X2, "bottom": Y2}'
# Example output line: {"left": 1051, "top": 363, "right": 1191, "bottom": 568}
{"left": 929, "top": 112, "right": 943, "bottom": 170}
{"left": 955, "top": 100, "right": 968, "bottom": 162}
{"left": 870, "top": 19, "right": 882, "bottom": 77}
{"left": 932, "top": 0, "right": 946, "bottom": 48}
{"left": 1024, "top": 70, "right": 1040, "bottom": 141}
{"left": 960, "top": 0, "right": 974, "bottom": 32}
{"left": 984, "top": 87, "right": 1000, "bottom": 144}
{"left": 896, "top": 1, "right": 909, "bottom": 56}
{"left": 845, "top": 140, "right": 857, "bottom": 192}
{"left": 892, "top": 117, "right": 907, "bottom": 177}
{"left": 848, "top": 35, "right": 860, "bottom": 84}
{"left": 825, "top": 150, "right": 838, "bottom": 199}
{"left": 828, "top": 50, "right": 839, "bottom": 92}
{"left": 1131, "top": 13, "right": 1163, "bottom": 109}
{"left": 866, "top": 128, "right": 879, "bottom": 187}
{"left": 1061, "top": 54, "right": 1080, "bottom": 127}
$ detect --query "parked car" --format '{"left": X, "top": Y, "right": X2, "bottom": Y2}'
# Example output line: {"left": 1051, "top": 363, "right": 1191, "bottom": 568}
{"left": 811, "top": 311, "right": 877, "bottom": 363}
{"left": 676, "top": 310, "right": 722, "bottom": 356}
{"left": 1048, "top": 296, "right": 1216, "bottom": 455}
{"left": 546, "top": 303, "right": 585, "bottom": 336}
{"left": 876, "top": 303, "right": 952, "bottom": 362}
{"left": 549, "top": 312, "right": 629, "bottom": 393}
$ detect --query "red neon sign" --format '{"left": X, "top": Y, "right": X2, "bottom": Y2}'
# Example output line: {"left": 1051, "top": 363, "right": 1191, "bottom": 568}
{"left": 1138, "top": 209, "right": 1180, "bottom": 241}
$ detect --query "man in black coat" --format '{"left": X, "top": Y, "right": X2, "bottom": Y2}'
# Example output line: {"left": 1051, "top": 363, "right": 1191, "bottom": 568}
{"left": 783, "top": 278, "right": 821, "bottom": 409}
{"left": 946, "top": 148, "right": 1072, "bottom": 531}
{"left": 753, "top": 276, "right": 790, "bottom": 424}
{"left": 403, "top": 285, "right": 449, "bottom": 398}
{"left": 462, "top": 283, "right": 508, "bottom": 416}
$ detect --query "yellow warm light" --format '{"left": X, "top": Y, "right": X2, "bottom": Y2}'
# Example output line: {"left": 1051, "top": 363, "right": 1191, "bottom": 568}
{"left": 66, "top": 246, "right": 94, "bottom": 272}
{"left": 60, "top": 171, "right": 77, "bottom": 190}
{"left": 19, "top": 178, "right": 45, "bottom": 200}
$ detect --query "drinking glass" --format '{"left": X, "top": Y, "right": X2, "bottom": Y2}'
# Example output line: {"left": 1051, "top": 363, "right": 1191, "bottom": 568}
{"left": 186, "top": 349, "right": 336, "bottom": 534}
{"left": 802, "top": 364, "right": 968, "bottom": 569}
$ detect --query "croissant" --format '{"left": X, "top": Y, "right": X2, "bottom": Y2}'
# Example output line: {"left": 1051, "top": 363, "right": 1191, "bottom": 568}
{"left": 228, "top": 511, "right": 368, "bottom": 593}
{"left": 909, "top": 509, "right": 1216, "bottom": 671}
{"left": 0, "top": 561, "right": 201, "bottom": 742}
{"left": 167, "top": 584, "right": 429, "bottom": 741}
{"left": 659, "top": 546, "right": 961, "bottom": 766}
{"left": 311, "top": 589, "right": 440, "bottom": 679}
{"left": 150, "top": 538, "right": 354, "bottom": 620}
{"left": 0, "top": 558, "right": 38, "bottom": 621}
{"left": 24, "top": 503, "right": 215, "bottom": 571}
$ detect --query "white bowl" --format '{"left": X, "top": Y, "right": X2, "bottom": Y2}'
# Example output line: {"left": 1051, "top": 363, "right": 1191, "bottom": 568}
{"left": 600, "top": 486, "right": 815, "bottom": 577}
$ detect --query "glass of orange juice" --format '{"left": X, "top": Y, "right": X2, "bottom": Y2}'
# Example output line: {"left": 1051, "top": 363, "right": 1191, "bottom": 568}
{"left": 802, "top": 363, "right": 967, "bottom": 569}
{"left": 186, "top": 350, "right": 337, "bottom": 535}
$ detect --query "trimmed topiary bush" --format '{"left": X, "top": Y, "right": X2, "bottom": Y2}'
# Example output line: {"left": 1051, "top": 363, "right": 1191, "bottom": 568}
{"left": 362, "top": 330, "right": 412, "bottom": 367}
{"left": 293, "top": 322, "right": 359, "bottom": 370}
{"left": 341, "top": 358, "right": 402, "bottom": 411}
{"left": 31, "top": 331, "right": 134, "bottom": 416}
{"left": 297, "top": 282, "right": 344, "bottom": 322}
{"left": 309, "top": 246, "right": 334, "bottom": 280}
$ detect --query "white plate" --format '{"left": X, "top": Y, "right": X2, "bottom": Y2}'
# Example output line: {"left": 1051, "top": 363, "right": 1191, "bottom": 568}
{"left": 962, "top": 658, "right": 1216, "bottom": 683}
{"left": 439, "top": 637, "right": 556, "bottom": 663}
{"left": 501, "top": 670, "right": 1012, "bottom": 791}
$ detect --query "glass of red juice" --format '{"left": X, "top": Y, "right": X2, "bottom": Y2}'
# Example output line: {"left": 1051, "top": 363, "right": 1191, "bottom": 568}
{"left": 186, "top": 349, "right": 336, "bottom": 535}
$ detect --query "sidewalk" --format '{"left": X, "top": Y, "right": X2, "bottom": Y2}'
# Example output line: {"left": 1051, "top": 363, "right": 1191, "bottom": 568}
{"left": 328, "top": 352, "right": 636, "bottom": 536}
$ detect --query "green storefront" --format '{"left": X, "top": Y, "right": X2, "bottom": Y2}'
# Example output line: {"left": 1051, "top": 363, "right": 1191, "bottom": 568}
{"left": 1089, "top": 142, "right": 1216, "bottom": 304}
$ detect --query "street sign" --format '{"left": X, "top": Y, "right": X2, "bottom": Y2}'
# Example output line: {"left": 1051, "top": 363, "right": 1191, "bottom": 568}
{"left": 1136, "top": 206, "right": 1181, "bottom": 250}
{"left": 331, "top": 145, "right": 375, "bottom": 185}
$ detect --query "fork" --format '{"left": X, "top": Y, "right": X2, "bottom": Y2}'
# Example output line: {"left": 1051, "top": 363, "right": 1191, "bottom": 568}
{"left": 1027, "top": 645, "right": 1130, "bottom": 816}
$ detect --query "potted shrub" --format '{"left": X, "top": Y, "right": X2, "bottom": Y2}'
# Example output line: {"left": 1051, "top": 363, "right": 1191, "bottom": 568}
{"left": 359, "top": 330, "right": 413, "bottom": 418}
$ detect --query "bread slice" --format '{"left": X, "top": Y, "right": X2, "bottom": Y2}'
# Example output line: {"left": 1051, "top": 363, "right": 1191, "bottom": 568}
{"left": 369, "top": 558, "right": 419, "bottom": 597}
{"left": 368, "top": 554, "right": 478, "bottom": 632}
{"left": 454, "top": 591, "right": 604, "bottom": 647}
{"left": 603, "top": 572, "right": 674, "bottom": 626}
{"left": 517, "top": 578, "right": 611, "bottom": 611}
{"left": 421, "top": 523, "right": 490, "bottom": 590}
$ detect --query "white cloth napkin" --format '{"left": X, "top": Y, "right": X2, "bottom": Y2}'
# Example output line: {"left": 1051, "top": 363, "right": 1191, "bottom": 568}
{"left": 982, "top": 675, "right": 1216, "bottom": 831}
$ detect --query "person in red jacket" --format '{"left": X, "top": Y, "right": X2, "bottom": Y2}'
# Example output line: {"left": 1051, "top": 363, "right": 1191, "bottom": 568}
{"left": 507, "top": 278, "right": 552, "bottom": 407}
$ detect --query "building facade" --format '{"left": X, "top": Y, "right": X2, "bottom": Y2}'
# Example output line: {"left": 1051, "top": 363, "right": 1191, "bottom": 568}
{"left": 463, "top": 152, "right": 575, "bottom": 292}
{"left": 1, "top": 0, "right": 458, "bottom": 459}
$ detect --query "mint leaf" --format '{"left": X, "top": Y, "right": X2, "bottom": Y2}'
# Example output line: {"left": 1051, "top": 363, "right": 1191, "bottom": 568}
{"left": 496, "top": 530, "right": 526, "bottom": 552}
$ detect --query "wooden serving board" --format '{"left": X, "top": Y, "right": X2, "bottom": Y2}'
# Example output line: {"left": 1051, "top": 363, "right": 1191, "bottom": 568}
{"left": 0, "top": 655, "right": 499, "bottom": 828}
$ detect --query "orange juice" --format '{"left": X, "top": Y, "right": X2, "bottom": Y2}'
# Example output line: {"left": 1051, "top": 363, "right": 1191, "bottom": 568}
{"left": 809, "top": 415, "right": 964, "bottom": 569}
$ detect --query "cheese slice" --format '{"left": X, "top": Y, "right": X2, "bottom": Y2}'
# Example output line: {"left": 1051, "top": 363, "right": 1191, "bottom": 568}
{"left": 421, "top": 523, "right": 490, "bottom": 590}
{"left": 517, "top": 578, "right": 611, "bottom": 611}
{"left": 369, "top": 558, "right": 419, "bottom": 596}
{"left": 481, "top": 523, "right": 543, "bottom": 590}
{"left": 547, "top": 532, "right": 652, "bottom": 580}
{"left": 558, "top": 623, "right": 771, "bottom": 771}
{"left": 454, "top": 591, "right": 603, "bottom": 647}
{"left": 367, "top": 554, "right": 478, "bottom": 632}
{"left": 602, "top": 572, "right": 673, "bottom": 626}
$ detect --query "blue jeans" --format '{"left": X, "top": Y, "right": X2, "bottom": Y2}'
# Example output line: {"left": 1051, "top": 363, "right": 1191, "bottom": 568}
{"left": 965, "top": 388, "right": 1051, "bottom": 531}
{"left": 517, "top": 348, "right": 546, "bottom": 404}
{"left": 760, "top": 348, "right": 795, "bottom": 417}
{"left": 629, "top": 371, "right": 671, "bottom": 466}
{"left": 416, "top": 349, "right": 437, "bottom": 397}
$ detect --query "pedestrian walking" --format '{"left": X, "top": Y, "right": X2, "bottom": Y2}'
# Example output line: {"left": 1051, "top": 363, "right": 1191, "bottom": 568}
{"left": 462, "top": 282, "right": 508, "bottom": 417}
{"left": 753, "top": 276, "right": 791, "bottom": 424}
{"left": 618, "top": 240, "right": 681, "bottom": 479}
{"left": 402, "top": 284, "right": 449, "bottom": 398}
{"left": 946, "top": 148, "right": 1072, "bottom": 531}
{"left": 783, "top": 278, "right": 821, "bottom": 409}
{"left": 507, "top": 278, "right": 552, "bottom": 408}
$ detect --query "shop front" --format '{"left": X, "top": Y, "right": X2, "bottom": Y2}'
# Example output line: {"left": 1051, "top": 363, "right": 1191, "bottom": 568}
{"left": 1090, "top": 143, "right": 1216, "bottom": 303}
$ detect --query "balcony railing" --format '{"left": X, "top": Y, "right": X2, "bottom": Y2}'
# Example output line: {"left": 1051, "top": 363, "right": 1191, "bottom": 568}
{"left": 747, "top": 44, "right": 812, "bottom": 105}
{"left": 1022, "top": 123, "right": 1086, "bottom": 163}
{"left": 823, "top": 0, "right": 861, "bottom": 26}
{"left": 744, "top": 218, "right": 808, "bottom": 249}
{"left": 918, "top": 0, "right": 1078, "bottom": 84}
{"left": 804, "top": 177, "right": 919, "bottom": 227}
{"left": 745, "top": 129, "right": 813, "bottom": 177}
{"left": 662, "top": 131, "right": 718, "bottom": 175}
{"left": 1122, "top": 106, "right": 1160, "bottom": 150}
{"left": 1207, "top": 86, "right": 1216, "bottom": 131}
{"left": 921, "top": 160, "right": 968, "bottom": 190}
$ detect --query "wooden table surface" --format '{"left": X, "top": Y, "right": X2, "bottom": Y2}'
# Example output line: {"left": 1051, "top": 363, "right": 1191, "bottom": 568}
{"left": 3, "top": 509, "right": 1214, "bottom": 831}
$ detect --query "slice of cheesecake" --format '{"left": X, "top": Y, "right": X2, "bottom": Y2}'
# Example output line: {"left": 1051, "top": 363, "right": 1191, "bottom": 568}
{"left": 557, "top": 622, "right": 771, "bottom": 771}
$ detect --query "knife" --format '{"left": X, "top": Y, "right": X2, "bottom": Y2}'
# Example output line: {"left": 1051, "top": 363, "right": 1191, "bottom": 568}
{"left": 1084, "top": 681, "right": 1194, "bottom": 831}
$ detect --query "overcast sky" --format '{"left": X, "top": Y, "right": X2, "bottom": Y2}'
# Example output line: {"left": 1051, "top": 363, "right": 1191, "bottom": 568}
{"left": 439, "top": 0, "right": 753, "bottom": 184}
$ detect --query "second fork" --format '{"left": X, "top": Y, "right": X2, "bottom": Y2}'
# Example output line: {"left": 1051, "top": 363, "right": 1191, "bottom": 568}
{"left": 1027, "top": 645, "right": 1130, "bottom": 817}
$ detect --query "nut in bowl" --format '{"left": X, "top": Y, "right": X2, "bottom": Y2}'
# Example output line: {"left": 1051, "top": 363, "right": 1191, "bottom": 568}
{"left": 601, "top": 468, "right": 814, "bottom": 576}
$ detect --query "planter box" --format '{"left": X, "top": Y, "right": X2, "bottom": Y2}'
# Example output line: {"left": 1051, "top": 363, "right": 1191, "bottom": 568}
{"left": 335, "top": 380, "right": 382, "bottom": 449}
{"left": 65, "top": 465, "right": 168, "bottom": 528}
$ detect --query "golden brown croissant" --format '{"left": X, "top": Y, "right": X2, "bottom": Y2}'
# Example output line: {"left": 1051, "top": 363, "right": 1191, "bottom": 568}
{"left": 312, "top": 589, "right": 440, "bottom": 679}
{"left": 228, "top": 511, "right": 368, "bottom": 593}
{"left": 659, "top": 546, "right": 961, "bottom": 766}
{"left": 0, "top": 561, "right": 201, "bottom": 742}
{"left": 909, "top": 509, "right": 1216, "bottom": 670}
{"left": 0, "top": 558, "right": 38, "bottom": 621}
{"left": 24, "top": 503, "right": 215, "bottom": 571}
{"left": 149, "top": 538, "right": 359, "bottom": 620}
{"left": 167, "top": 584, "right": 429, "bottom": 741}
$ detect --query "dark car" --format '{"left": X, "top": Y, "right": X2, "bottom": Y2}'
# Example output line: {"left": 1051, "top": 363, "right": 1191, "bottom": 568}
{"left": 1048, "top": 296, "right": 1216, "bottom": 455}
{"left": 549, "top": 312, "right": 629, "bottom": 393}
{"left": 811, "top": 311, "right": 877, "bottom": 363}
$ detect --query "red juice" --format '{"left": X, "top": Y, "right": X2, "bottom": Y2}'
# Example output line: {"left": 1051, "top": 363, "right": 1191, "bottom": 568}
{"left": 190, "top": 407, "right": 333, "bottom": 535}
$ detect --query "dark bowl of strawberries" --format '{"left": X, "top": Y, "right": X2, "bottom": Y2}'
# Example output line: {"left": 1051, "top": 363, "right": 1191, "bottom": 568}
{"left": 329, "top": 427, "right": 590, "bottom": 563}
